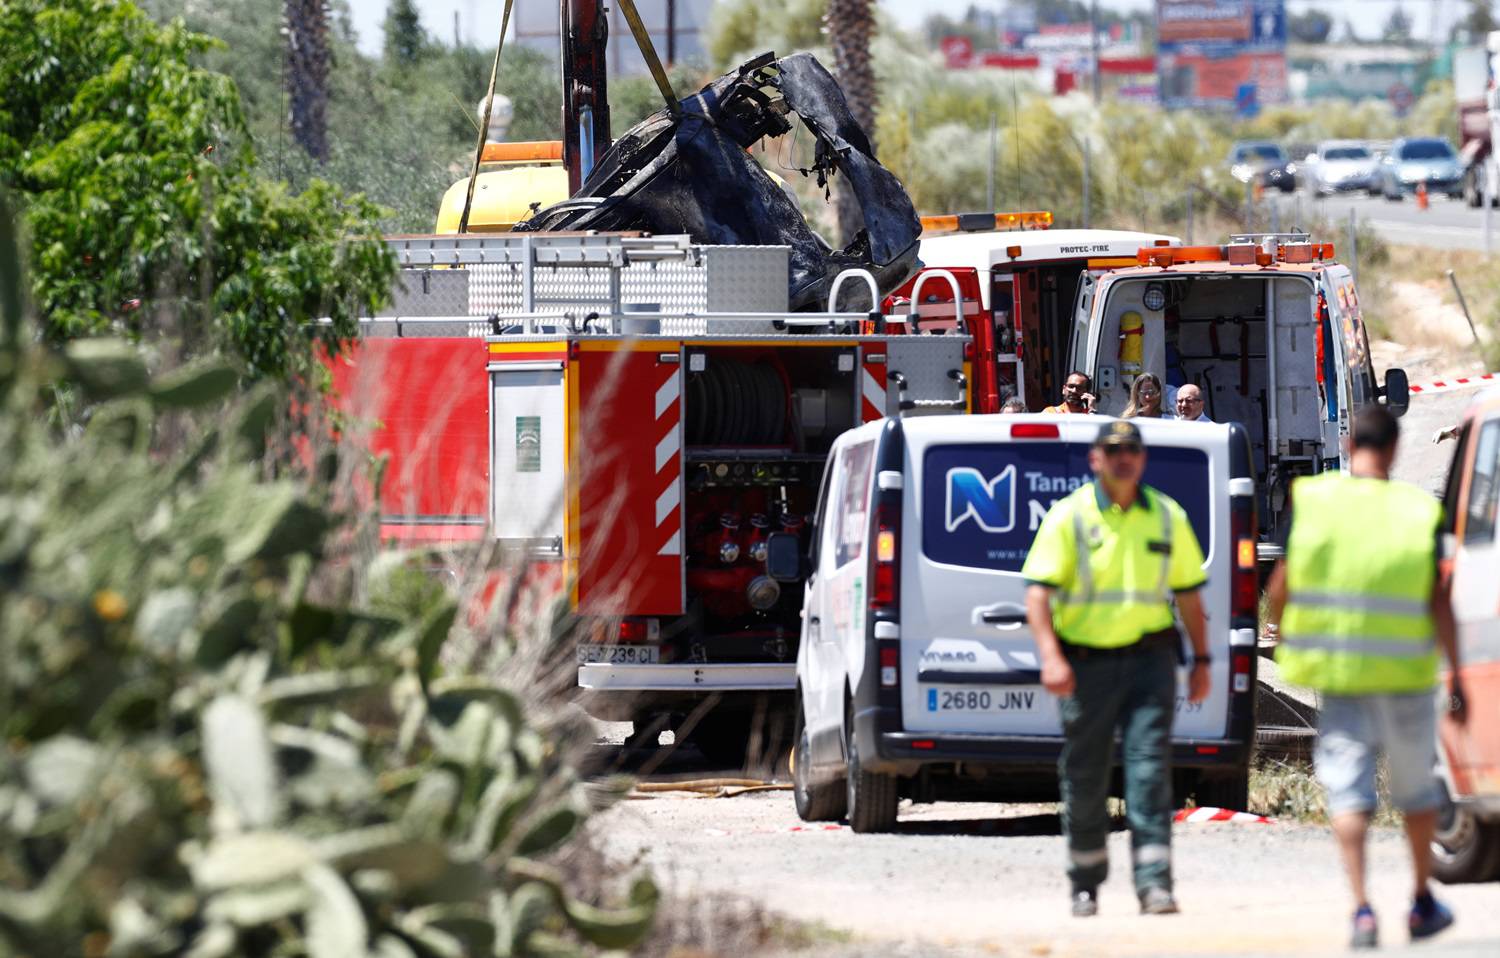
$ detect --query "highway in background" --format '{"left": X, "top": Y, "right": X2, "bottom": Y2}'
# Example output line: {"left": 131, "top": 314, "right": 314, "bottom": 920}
{"left": 1267, "top": 190, "right": 1498, "bottom": 252}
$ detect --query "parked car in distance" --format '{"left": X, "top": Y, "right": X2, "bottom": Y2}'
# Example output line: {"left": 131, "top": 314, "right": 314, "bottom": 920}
{"left": 1228, "top": 141, "right": 1297, "bottom": 193}
{"left": 1432, "top": 387, "right": 1500, "bottom": 884}
{"left": 1365, "top": 141, "right": 1393, "bottom": 195}
{"left": 1308, "top": 140, "right": 1379, "bottom": 194}
{"left": 1379, "top": 137, "right": 1465, "bottom": 200}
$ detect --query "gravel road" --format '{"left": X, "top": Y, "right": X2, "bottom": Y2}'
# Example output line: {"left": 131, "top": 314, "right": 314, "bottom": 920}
{"left": 599, "top": 786, "right": 1500, "bottom": 957}
{"left": 592, "top": 334, "right": 1496, "bottom": 957}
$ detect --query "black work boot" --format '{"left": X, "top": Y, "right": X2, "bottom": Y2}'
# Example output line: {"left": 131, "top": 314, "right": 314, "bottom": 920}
{"left": 1071, "top": 887, "right": 1099, "bottom": 917}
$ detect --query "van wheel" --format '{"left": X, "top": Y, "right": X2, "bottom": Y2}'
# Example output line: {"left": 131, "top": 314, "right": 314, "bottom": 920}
{"left": 844, "top": 716, "right": 898, "bottom": 833}
{"left": 1432, "top": 779, "right": 1500, "bottom": 884}
{"left": 793, "top": 712, "right": 846, "bottom": 822}
{"left": 1194, "top": 771, "right": 1250, "bottom": 812}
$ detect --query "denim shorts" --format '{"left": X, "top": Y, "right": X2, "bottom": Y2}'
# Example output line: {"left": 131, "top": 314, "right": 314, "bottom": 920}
{"left": 1315, "top": 691, "right": 1440, "bottom": 816}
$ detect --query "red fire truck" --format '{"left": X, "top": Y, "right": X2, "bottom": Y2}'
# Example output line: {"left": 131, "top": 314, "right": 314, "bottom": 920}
{"left": 327, "top": 232, "right": 974, "bottom": 763}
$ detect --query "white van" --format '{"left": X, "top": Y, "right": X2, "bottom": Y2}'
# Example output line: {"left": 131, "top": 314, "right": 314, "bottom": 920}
{"left": 769, "top": 414, "right": 1260, "bottom": 832}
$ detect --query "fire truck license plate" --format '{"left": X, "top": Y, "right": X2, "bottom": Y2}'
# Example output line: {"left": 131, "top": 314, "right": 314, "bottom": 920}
{"left": 576, "top": 645, "right": 661, "bottom": 665}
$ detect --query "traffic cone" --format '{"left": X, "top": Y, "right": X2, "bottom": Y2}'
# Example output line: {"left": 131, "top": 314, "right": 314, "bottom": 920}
{"left": 1416, "top": 181, "right": 1429, "bottom": 210}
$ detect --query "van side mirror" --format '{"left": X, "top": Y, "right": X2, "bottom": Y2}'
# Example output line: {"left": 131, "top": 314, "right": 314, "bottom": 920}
{"left": 765, "top": 532, "right": 805, "bottom": 582}
{"left": 1382, "top": 367, "right": 1410, "bottom": 418}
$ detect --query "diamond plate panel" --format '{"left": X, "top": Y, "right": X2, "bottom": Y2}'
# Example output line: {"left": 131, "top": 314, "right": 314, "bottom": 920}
{"left": 376, "top": 240, "right": 794, "bottom": 338}
{"left": 388, "top": 269, "right": 471, "bottom": 317}
{"left": 886, "top": 338, "right": 967, "bottom": 412}
{"left": 704, "top": 246, "right": 789, "bottom": 312}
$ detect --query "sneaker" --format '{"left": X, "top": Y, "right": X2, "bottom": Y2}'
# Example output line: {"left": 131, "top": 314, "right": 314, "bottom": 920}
{"left": 1409, "top": 894, "right": 1454, "bottom": 941}
{"left": 1139, "top": 886, "right": 1179, "bottom": 915}
{"left": 1071, "top": 888, "right": 1098, "bottom": 918}
{"left": 1350, "top": 905, "right": 1378, "bottom": 950}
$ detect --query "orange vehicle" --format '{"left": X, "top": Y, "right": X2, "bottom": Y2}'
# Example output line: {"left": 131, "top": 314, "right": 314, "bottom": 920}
{"left": 1433, "top": 386, "right": 1500, "bottom": 883}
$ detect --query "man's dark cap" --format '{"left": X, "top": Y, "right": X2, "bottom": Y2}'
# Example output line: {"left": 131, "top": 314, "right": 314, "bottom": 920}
{"left": 1094, "top": 420, "right": 1144, "bottom": 449}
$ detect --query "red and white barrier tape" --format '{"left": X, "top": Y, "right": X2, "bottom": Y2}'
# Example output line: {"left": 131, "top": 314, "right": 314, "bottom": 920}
{"left": 1174, "top": 807, "right": 1275, "bottom": 824}
{"left": 1408, "top": 373, "right": 1498, "bottom": 396}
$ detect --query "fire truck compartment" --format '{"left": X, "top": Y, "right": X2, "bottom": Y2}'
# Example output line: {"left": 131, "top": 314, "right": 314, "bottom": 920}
{"left": 1012, "top": 263, "right": 1087, "bottom": 411}
{"left": 684, "top": 345, "right": 859, "bottom": 453}
{"left": 671, "top": 344, "right": 858, "bottom": 669}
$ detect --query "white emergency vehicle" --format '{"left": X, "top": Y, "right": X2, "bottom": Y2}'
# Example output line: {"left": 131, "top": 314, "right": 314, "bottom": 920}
{"left": 775, "top": 414, "right": 1260, "bottom": 832}
{"left": 1070, "top": 234, "right": 1409, "bottom": 553}
{"left": 892, "top": 214, "right": 1178, "bottom": 411}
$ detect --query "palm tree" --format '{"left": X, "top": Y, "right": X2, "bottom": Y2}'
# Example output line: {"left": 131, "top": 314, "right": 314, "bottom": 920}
{"left": 285, "top": 0, "right": 330, "bottom": 161}
{"left": 825, "top": 0, "right": 876, "bottom": 245}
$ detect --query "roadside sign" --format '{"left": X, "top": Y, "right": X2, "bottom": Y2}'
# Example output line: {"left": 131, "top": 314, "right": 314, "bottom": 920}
{"left": 940, "top": 36, "right": 974, "bottom": 69}
{"left": 1389, "top": 83, "right": 1414, "bottom": 115}
{"left": 1236, "top": 83, "right": 1259, "bottom": 118}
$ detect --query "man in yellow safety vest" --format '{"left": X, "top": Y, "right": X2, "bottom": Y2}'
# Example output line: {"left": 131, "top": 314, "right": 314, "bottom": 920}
{"left": 1266, "top": 406, "right": 1466, "bottom": 950}
{"left": 1023, "top": 420, "right": 1211, "bottom": 918}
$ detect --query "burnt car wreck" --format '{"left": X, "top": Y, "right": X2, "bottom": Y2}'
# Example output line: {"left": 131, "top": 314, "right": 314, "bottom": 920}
{"left": 517, "top": 53, "right": 922, "bottom": 311}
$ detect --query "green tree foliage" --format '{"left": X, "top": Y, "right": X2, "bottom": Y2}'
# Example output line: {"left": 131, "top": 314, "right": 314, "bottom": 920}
{"left": 150, "top": 0, "right": 560, "bottom": 233}
{"left": 1461, "top": 0, "right": 1499, "bottom": 39}
{"left": 707, "top": 0, "right": 829, "bottom": 69}
{"left": 1382, "top": 4, "right": 1414, "bottom": 44}
{"left": 0, "top": 0, "right": 394, "bottom": 376}
{"left": 1288, "top": 10, "right": 1334, "bottom": 44}
{"left": 383, "top": 0, "right": 427, "bottom": 67}
{"left": 0, "top": 194, "right": 656, "bottom": 956}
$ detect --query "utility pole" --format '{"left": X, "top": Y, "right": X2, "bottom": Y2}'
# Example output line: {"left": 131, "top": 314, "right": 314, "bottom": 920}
{"left": 666, "top": 0, "right": 676, "bottom": 66}
{"left": 1090, "top": 0, "right": 1102, "bottom": 103}
{"left": 987, "top": 112, "right": 997, "bottom": 212}
{"left": 1348, "top": 208, "right": 1358, "bottom": 286}
{"left": 1081, "top": 136, "right": 1091, "bottom": 227}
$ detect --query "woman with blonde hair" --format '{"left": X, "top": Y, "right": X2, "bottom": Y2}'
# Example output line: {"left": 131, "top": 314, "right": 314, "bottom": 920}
{"left": 1122, "top": 373, "right": 1167, "bottom": 419}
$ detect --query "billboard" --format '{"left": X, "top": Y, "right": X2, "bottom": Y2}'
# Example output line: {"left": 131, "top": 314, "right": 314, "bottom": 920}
{"left": 1156, "top": 0, "right": 1287, "bottom": 109}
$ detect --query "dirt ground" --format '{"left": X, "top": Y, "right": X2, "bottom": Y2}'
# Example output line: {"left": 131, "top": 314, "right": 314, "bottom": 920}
{"left": 602, "top": 280, "right": 1500, "bottom": 957}
{"left": 600, "top": 789, "right": 1500, "bottom": 957}
{"left": 1372, "top": 281, "right": 1491, "bottom": 380}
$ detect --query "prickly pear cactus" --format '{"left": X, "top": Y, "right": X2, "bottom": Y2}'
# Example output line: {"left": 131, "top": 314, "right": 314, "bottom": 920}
{"left": 0, "top": 197, "right": 654, "bottom": 957}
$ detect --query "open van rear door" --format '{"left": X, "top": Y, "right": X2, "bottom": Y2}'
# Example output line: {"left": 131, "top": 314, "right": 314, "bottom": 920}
{"left": 898, "top": 416, "right": 1231, "bottom": 741}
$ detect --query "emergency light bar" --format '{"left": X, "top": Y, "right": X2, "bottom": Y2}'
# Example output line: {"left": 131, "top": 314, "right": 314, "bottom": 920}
{"left": 919, "top": 211, "right": 1053, "bottom": 235}
{"left": 1136, "top": 241, "right": 1335, "bottom": 268}
{"left": 481, "top": 140, "right": 565, "bottom": 163}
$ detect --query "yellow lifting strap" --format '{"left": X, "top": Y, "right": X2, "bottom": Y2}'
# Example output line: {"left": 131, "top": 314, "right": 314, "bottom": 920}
{"left": 616, "top": 0, "right": 680, "bottom": 117}
{"left": 458, "top": 0, "right": 516, "bottom": 234}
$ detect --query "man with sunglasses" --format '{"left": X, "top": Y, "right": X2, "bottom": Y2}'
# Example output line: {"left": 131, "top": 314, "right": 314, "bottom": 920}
{"left": 1043, "top": 371, "right": 1097, "bottom": 414}
{"left": 1022, "top": 420, "right": 1211, "bottom": 919}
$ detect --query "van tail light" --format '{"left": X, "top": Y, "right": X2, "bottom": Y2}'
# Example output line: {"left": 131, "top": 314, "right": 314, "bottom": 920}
{"left": 1230, "top": 506, "right": 1258, "bottom": 620}
{"left": 871, "top": 501, "right": 900, "bottom": 609}
{"left": 879, "top": 645, "right": 899, "bottom": 687}
{"left": 1232, "top": 652, "right": 1252, "bottom": 695}
{"left": 1010, "top": 422, "right": 1059, "bottom": 439}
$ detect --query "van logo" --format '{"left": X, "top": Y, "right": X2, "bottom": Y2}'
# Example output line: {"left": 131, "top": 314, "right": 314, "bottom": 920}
{"left": 945, "top": 465, "right": 1017, "bottom": 533}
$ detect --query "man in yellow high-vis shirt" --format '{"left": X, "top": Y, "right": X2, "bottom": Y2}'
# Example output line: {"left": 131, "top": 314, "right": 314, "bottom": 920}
{"left": 1267, "top": 407, "right": 1466, "bottom": 950}
{"left": 1023, "top": 420, "right": 1210, "bottom": 918}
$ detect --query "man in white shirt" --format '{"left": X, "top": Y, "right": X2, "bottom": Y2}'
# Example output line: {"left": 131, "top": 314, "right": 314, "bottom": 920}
{"left": 1174, "top": 384, "right": 1210, "bottom": 422}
